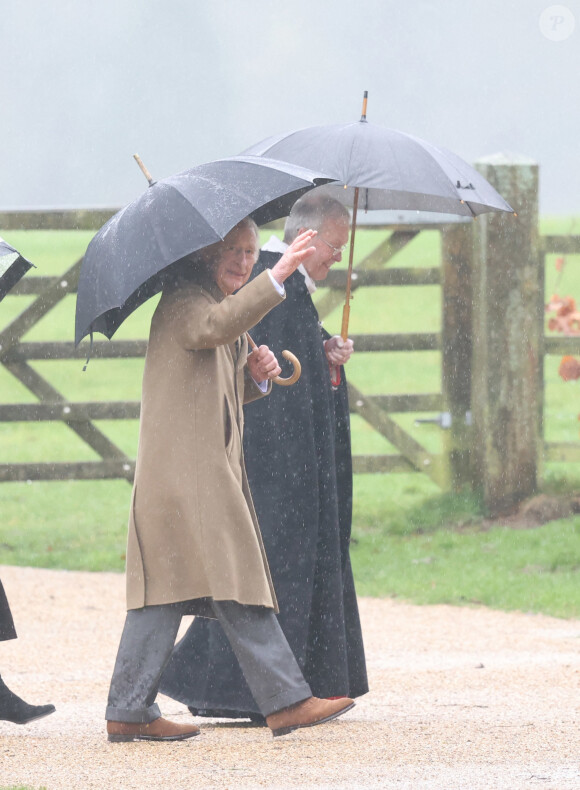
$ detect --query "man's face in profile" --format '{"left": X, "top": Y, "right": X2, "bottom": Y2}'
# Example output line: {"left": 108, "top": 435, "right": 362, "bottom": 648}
{"left": 301, "top": 218, "right": 350, "bottom": 281}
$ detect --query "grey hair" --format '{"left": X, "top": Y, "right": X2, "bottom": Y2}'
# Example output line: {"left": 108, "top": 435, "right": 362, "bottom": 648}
{"left": 230, "top": 216, "right": 260, "bottom": 262}
{"left": 283, "top": 192, "right": 350, "bottom": 243}
{"left": 232, "top": 216, "right": 260, "bottom": 241}
{"left": 201, "top": 216, "right": 260, "bottom": 265}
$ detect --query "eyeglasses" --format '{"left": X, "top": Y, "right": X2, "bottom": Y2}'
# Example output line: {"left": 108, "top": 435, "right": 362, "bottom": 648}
{"left": 319, "top": 238, "right": 347, "bottom": 256}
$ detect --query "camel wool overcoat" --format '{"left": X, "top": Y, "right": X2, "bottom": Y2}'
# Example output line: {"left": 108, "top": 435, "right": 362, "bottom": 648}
{"left": 125, "top": 267, "right": 284, "bottom": 614}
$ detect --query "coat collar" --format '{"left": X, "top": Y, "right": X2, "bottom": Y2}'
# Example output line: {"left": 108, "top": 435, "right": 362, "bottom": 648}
{"left": 261, "top": 235, "right": 317, "bottom": 294}
{"left": 176, "top": 263, "right": 246, "bottom": 367}
{"left": 169, "top": 260, "right": 225, "bottom": 303}
{"left": 187, "top": 265, "right": 225, "bottom": 303}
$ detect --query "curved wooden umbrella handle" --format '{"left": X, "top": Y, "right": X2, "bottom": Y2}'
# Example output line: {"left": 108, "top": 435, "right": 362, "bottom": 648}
{"left": 246, "top": 333, "right": 302, "bottom": 387}
{"left": 274, "top": 349, "right": 302, "bottom": 386}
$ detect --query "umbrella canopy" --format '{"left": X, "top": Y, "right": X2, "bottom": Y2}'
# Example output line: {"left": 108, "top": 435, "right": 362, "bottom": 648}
{"left": 242, "top": 119, "right": 514, "bottom": 217}
{"left": 242, "top": 98, "right": 514, "bottom": 342}
{"left": 75, "top": 156, "right": 333, "bottom": 345}
{"left": 0, "top": 238, "right": 35, "bottom": 302}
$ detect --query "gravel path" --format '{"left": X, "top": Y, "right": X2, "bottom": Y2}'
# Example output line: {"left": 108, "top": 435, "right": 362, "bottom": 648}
{"left": 0, "top": 564, "right": 579, "bottom": 790}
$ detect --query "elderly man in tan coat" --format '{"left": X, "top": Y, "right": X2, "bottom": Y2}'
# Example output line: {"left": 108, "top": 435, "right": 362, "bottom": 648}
{"left": 105, "top": 218, "right": 355, "bottom": 742}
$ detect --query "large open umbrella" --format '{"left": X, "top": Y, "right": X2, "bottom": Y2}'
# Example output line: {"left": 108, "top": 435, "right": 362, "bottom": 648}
{"left": 242, "top": 92, "right": 515, "bottom": 339}
{"left": 0, "top": 238, "right": 35, "bottom": 302}
{"left": 75, "top": 155, "right": 333, "bottom": 346}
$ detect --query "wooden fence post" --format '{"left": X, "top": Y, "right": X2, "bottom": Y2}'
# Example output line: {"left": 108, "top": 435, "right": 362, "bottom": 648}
{"left": 471, "top": 154, "right": 541, "bottom": 515}
{"left": 441, "top": 222, "right": 475, "bottom": 490}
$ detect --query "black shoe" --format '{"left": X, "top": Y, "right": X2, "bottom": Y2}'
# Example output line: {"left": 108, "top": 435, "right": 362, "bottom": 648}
{"left": 188, "top": 705, "right": 266, "bottom": 724}
{"left": 0, "top": 678, "right": 55, "bottom": 725}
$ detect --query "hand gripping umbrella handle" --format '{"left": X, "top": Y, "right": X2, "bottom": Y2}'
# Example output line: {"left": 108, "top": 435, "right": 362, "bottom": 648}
{"left": 246, "top": 333, "right": 301, "bottom": 387}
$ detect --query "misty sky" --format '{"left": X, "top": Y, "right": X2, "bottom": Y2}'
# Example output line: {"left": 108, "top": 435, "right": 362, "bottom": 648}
{"left": 1, "top": 0, "right": 578, "bottom": 214}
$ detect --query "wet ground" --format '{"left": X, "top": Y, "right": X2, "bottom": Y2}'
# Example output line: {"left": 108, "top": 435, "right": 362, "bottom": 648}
{"left": 0, "top": 564, "right": 579, "bottom": 789}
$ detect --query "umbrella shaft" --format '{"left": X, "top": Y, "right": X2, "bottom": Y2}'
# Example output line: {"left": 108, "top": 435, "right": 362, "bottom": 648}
{"left": 341, "top": 304, "right": 350, "bottom": 341}
{"left": 361, "top": 90, "right": 368, "bottom": 121}
{"left": 342, "top": 187, "right": 359, "bottom": 341}
{"left": 133, "top": 154, "right": 154, "bottom": 186}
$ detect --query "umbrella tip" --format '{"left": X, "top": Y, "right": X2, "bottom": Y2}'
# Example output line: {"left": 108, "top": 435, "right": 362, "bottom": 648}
{"left": 360, "top": 91, "right": 368, "bottom": 122}
{"left": 133, "top": 153, "right": 155, "bottom": 187}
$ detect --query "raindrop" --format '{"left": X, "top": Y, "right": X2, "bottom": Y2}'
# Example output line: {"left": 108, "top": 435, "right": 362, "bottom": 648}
{"left": 60, "top": 280, "right": 68, "bottom": 288}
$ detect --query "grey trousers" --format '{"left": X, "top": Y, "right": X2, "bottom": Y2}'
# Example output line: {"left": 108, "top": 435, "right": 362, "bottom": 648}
{"left": 105, "top": 599, "right": 312, "bottom": 723}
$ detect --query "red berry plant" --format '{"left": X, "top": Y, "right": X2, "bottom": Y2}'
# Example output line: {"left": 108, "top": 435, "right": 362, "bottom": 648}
{"left": 545, "top": 256, "right": 580, "bottom": 384}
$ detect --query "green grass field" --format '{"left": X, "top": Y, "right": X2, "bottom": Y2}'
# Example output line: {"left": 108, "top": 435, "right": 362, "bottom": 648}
{"left": 0, "top": 786, "right": 46, "bottom": 790}
{"left": 1, "top": 217, "right": 580, "bottom": 618}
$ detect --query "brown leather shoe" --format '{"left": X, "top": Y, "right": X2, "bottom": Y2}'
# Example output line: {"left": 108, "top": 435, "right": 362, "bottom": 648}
{"left": 107, "top": 717, "right": 201, "bottom": 742}
{"left": 266, "top": 696, "right": 355, "bottom": 737}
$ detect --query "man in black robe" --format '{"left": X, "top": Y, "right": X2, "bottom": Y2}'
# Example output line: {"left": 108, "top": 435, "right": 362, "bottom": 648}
{"left": 159, "top": 194, "right": 368, "bottom": 718}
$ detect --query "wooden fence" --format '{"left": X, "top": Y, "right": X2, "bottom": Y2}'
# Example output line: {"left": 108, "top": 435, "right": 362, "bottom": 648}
{"left": 0, "top": 210, "right": 452, "bottom": 487}
{"left": 1, "top": 158, "right": 579, "bottom": 513}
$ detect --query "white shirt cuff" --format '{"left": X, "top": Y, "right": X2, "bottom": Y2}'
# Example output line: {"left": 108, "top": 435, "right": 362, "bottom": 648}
{"left": 267, "top": 268, "right": 285, "bottom": 296}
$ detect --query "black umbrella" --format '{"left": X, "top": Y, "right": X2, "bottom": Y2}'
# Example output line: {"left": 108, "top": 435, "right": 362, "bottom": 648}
{"left": 74, "top": 155, "right": 333, "bottom": 346}
{"left": 0, "top": 238, "right": 35, "bottom": 302}
{"left": 242, "top": 92, "right": 515, "bottom": 338}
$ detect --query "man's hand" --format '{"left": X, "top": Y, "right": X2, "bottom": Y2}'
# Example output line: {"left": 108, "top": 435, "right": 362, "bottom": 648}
{"left": 247, "top": 344, "right": 281, "bottom": 382}
{"left": 270, "top": 229, "right": 317, "bottom": 285}
{"left": 324, "top": 335, "right": 354, "bottom": 366}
